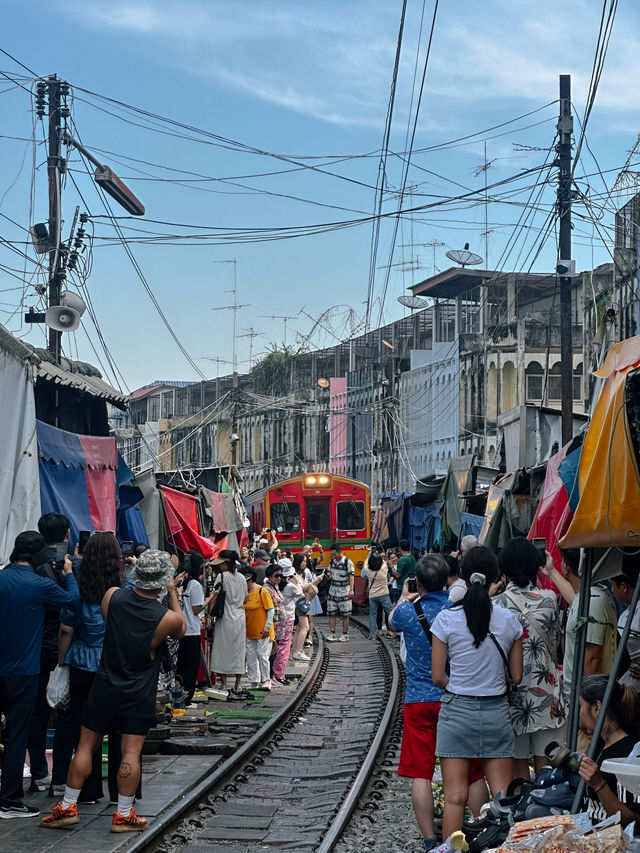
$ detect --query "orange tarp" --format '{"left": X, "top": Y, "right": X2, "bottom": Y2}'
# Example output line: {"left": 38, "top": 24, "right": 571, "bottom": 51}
{"left": 560, "top": 336, "right": 640, "bottom": 548}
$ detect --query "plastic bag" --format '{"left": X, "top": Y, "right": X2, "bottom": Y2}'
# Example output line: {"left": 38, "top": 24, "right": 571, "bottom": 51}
{"left": 46, "top": 664, "right": 70, "bottom": 709}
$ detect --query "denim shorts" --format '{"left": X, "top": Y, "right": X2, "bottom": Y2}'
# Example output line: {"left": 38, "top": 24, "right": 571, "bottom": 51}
{"left": 436, "top": 692, "right": 515, "bottom": 759}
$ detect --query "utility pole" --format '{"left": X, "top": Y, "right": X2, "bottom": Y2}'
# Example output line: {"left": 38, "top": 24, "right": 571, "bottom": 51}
{"left": 47, "top": 75, "right": 63, "bottom": 363}
{"left": 557, "top": 74, "right": 574, "bottom": 444}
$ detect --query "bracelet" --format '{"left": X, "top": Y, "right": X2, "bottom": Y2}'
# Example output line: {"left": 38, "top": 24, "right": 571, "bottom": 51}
{"left": 594, "top": 780, "right": 607, "bottom": 793}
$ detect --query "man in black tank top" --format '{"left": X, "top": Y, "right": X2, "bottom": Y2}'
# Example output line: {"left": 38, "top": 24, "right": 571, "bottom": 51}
{"left": 42, "top": 551, "right": 186, "bottom": 834}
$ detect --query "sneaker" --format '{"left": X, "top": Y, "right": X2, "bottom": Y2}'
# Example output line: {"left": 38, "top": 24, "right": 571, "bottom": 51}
{"left": 292, "top": 653, "right": 310, "bottom": 661}
{"left": 40, "top": 802, "right": 78, "bottom": 827}
{"left": 111, "top": 806, "right": 148, "bottom": 833}
{"left": 49, "top": 784, "right": 66, "bottom": 798}
{"left": 186, "top": 703, "right": 198, "bottom": 709}
{"left": 339, "top": 634, "right": 350, "bottom": 642}
{"left": 0, "top": 803, "right": 39, "bottom": 819}
{"left": 326, "top": 633, "right": 338, "bottom": 642}
{"left": 259, "top": 680, "right": 272, "bottom": 690}
{"left": 303, "top": 640, "right": 312, "bottom": 647}
{"left": 29, "top": 774, "right": 51, "bottom": 792}
{"left": 248, "top": 682, "right": 260, "bottom": 689}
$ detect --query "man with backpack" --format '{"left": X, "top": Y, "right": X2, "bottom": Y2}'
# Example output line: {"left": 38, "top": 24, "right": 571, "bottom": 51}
{"left": 325, "top": 545, "right": 355, "bottom": 642}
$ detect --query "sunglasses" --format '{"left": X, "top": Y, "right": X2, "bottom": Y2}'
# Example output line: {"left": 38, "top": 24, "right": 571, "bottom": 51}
{"left": 273, "top": 573, "right": 282, "bottom": 578}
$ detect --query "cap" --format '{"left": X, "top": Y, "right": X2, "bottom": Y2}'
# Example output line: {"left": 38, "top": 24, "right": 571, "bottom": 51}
{"left": 10, "top": 531, "right": 51, "bottom": 566}
{"left": 281, "top": 566, "right": 296, "bottom": 578}
{"left": 130, "top": 549, "right": 175, "bottom": 590}
{"left": 253, "top": 549, "right": 270, "bottom": 563}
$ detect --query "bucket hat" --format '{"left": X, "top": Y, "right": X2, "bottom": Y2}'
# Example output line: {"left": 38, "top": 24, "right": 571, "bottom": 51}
{"left": 130, "top": 549, "right": 175, "bottom": 590}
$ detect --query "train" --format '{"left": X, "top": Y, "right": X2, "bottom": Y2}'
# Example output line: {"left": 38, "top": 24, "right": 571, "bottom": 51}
{"left": 246, "top": 473, "right": 371, "bottom": 572}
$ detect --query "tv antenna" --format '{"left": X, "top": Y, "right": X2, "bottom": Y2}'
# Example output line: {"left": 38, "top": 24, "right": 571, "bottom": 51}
{"left": 270, "top": 313, "right": 298, "bottom": 347}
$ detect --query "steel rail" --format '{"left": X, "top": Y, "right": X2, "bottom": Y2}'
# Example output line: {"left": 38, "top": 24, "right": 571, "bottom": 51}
{"left": 316, "top": 618, "right": 400, "bottom": 853}
{"left": 125, "top": 631, "right": 325, "bottom": 852}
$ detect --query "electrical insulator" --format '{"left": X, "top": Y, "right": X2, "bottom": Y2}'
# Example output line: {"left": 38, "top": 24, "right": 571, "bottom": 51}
{"left": 77, "top": 228, "right": 85, "bottom": 239}
{"left": 60, "top": 106, "right": 70, "bottom": 118}
{"left": 59, "top": 83, "right": 70, "bottom": 96}
{"left": 79, "top": 213, "right": 88, "bottom": 223}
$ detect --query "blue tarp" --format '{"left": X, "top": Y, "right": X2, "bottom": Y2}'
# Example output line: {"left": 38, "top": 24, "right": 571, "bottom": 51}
{"left": 408, "top": 503, "right": 440, "bottom": 552}
{"left": 116, "top": 454, "right": 149, "bottom": 547}
{"left": 460, "top": 511, "right": 484, "bottom": 538}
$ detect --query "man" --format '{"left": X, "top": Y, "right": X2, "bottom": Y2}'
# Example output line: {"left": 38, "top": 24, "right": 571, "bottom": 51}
{"left": 28, "top": 513, "right": 78, "bottom": 795}
{"left": 391, "top": 557, "right": 486, "bottom": 852}
{"left": 252, "top": 548, "right": 271, "bottom": 585}
{"left": 394, "top": 539, "right": 416, "bottom": 594}
{"left": 609, "top": 558, "right": 640, "bottom": 690}
{"left": 42, "top": 550, "right": 186, "bottom": 834}
{"left": 325, "top": 544, "right": 355, "bottom": 642}
{"left": 302, "top": 538, "right": 324, "bottom": 571}
{"left": 448, "top": 534, "right": 478, "bottom": 604}
{"left": 543, "top": 548, "right": 617, "bottom": 696}
{"left": 0, "top": 531, "right": 79, "bottom": 819}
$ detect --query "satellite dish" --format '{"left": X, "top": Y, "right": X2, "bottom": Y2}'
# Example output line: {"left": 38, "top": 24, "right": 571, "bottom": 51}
{"left": 446, "top": 242, "right": 483, "bottom": 268}
{"left": 45, "top": 306, "right": 81, "bottom": 332}
{"left": 60, "top": 290, "right": 87, "bottom": 317}
{"left": 398, "top": 294, "right": 429, "bottom": 310}
{"left": 317, "top": 377, "right": 329, "bottom": 388}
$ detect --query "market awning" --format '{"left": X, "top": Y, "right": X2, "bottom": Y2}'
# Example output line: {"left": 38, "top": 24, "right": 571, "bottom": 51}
{"left": 35, "top": 359, "right": 127, "bottom": 408}
{"left": 560, "top": 335, "right": 640, "bottom": 548}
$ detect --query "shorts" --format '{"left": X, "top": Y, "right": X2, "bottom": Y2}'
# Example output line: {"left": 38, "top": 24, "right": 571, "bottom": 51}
{"left": 514, "top": 724, "right": 567, "bottom": 760}
{"left": 436, "top": 693, "right": 515, "bottom": 759}
{"left": 83, "top": 699, "right": 156, "bottom": 737}
{"left": 327, "top": 596, "right": 352, "bottom": 616}
{"left": 399, "top": 702, "right": 486, "bottom": 782}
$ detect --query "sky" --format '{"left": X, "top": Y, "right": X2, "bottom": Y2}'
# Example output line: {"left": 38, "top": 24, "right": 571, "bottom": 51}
{"left": 1, "top": 0, "right": 639, "bottom": 391}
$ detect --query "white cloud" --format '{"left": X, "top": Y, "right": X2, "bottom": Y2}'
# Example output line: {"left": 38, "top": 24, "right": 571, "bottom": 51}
{"left": 58, "top": 0, "right": 640, "bottom": 130}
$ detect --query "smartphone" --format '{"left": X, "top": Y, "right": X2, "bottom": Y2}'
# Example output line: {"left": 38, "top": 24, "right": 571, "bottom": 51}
{"left": 78, "top": 530, "right": 92, "bottom": 554}
{"left": 121, "top": 541, "right": 134, "bottom": 558}
{"left": 407, "top": 575, "right": 418, "bottom": 593}
{"left": 531, "top": 537, "right": 547, "bottom": 558}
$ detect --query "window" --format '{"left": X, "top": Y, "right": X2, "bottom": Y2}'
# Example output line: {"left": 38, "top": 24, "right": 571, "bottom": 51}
{"left": 306, "top": 500, "right": 330, "bottom": 537}
{"left": 526, "top": 361, "right": 543, "bottom": 401}
{"left": 149, "top": 395, "right": 160, "bottom": 421}
{"left": 270, "top": 501, "right": 300, "bottom": 533}
{"left": 573, "top": 362, "right": 583, "bottom": 401}
{"left": 336, "top": 500, "right": 365, "bottom": 531}
{"left": 548, "top": 363, "right": 562, "bottom": 400}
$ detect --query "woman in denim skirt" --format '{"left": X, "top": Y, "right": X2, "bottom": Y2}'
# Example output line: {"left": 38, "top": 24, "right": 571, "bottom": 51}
{"left": 431, "top": 546, "right": 523, "bottom": 837}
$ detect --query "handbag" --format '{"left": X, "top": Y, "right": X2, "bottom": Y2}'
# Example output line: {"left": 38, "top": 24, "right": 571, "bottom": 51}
{"left": 211, "top": 573, "right": 226, "bottom": 619}
{"left": 46, "top": 664, "right": 71, "bottom": 709}
{"left": 487, "top": 631, "right": 517, "bottom": 695}
{"left": 295, "top": 595, "right": 310, "bottom": 615}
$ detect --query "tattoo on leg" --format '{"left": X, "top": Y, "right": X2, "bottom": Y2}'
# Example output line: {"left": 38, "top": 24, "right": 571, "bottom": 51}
{"left": 118, "top": 761, "right": 132, "bottom": 778}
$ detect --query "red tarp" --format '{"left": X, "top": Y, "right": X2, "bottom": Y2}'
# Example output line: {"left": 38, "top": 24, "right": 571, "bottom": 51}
{"left": 161, "top": 486, "right": 221, "bottom": 558}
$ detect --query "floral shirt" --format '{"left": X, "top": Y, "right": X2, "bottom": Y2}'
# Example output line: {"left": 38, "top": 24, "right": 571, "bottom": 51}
{"left": 494, "top": 581, "right": 568, "bottom": 735}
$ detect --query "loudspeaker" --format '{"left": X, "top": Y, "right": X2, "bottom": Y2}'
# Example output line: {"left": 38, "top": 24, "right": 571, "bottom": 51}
{"left": 45, "top": 306, "right": 81, "bottom": 332}
{"left": 60, "top": 290, "right": 87, "bottom": 316}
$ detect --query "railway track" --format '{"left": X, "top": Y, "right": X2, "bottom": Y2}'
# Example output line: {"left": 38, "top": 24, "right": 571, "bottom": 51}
{"left": 127, "top": 618, "right": 399, "bottom": 852}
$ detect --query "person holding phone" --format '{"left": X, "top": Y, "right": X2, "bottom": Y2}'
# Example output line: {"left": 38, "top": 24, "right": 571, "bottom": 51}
{"left": 493, "top": 537, "right": 568, "bottom": 779}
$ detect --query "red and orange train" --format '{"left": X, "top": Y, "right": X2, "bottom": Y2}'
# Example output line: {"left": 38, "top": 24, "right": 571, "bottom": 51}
{"left": 246, "top": 473, "right": 371, "bottom": 571}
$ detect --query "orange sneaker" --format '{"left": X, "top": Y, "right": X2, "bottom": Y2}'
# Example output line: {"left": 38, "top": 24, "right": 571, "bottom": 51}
{"left": 41, "top": 801, "right": 79, "bottom": 828}
{"left": 111, "top": 806, "right": 149, "bottom": 833}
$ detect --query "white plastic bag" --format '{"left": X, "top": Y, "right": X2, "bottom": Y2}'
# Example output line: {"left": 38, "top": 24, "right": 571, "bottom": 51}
{"left": 46, "top": 664, "right": 70, "bottom": 708}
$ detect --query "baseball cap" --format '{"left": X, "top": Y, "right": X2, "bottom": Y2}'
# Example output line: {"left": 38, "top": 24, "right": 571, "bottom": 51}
{"left": 10, "top": 531, "right": 51, "bottom": 566}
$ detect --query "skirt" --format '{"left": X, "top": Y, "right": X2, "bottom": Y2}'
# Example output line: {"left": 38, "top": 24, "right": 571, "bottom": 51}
{"left": 436, "top": 692, "right": 515, "bottom": 759}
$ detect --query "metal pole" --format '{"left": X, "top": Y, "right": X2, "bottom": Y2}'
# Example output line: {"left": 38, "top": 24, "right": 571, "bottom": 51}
{"left": 558, "top": 74, "right": 574, "bottom": 444}
{"left": 566, "top": 548, "right": 593, "bottom": 751}
{"left": 47, "top": 75, "right": 62, "bottom": 363}
{"left": 571, "top": 571, "right": 640, "bottom": 813}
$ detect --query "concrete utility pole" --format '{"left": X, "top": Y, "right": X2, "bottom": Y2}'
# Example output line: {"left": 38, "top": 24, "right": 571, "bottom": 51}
{"left": 47, "top": 76, "right": 63, "bottom": 362}
{"left": 557, "top": 74, "right": 574, "bottom": 444}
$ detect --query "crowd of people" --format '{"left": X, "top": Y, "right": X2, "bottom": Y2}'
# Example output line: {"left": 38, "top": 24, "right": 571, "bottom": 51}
{"left": 0, "top": 518, "right": 360, "bottom": 835}
{"left": 374, "top": 535, "right": 640, "bottom": 852}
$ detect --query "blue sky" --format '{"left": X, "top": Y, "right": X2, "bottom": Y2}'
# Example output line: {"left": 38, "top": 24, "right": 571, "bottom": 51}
{"left": 1, "top": 0, "right": 639, "bottom": 390}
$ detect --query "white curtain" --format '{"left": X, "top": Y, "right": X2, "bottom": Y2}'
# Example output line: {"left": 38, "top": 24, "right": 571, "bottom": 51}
{"left": 0, "top": 349, "right": 40, "bottom": 564}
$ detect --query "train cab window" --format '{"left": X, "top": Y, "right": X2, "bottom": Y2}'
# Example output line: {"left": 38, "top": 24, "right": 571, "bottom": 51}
{"left": 336, "top": 501, "right": 365, "bottom": 531}
{"left": 270, "top": 502, "right": 300, "bottom": 533}
{"left": 305, "top": 499, "right": 330, "bottom": 538}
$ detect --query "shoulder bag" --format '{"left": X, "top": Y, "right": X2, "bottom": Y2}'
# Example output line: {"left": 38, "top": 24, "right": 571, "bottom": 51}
{"left": 211, "top": 572, "right": 226, "bottom": 619}
{"left": 487, "top": 630, "right": 517, "bottom": 695}
{"left": 413, "top": 600, "right": 450, "bottom": 675}
{"left": 295, "top": 595, "right": 311, "bottom": 615}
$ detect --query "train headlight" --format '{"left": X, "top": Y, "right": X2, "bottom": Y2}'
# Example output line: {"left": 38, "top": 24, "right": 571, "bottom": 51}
{"left": 304, "top": 475, "right": 317, "bottom": 486}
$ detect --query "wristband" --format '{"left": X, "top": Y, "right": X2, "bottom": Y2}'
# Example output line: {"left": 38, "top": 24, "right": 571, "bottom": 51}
{"left": 594, "top": 780, "right": 607, "bottom": 793}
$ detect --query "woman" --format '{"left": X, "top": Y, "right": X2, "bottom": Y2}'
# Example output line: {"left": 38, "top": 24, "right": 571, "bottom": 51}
{"left": 431, "top": 546, "right": 523, "bottom": 837}
{"left": 176, "top": 551, "right": 217, "bottom": 707}
{"left": 282, "top": 559, "right": 311, "bottom": 663}
{"left": 387, "top": 550, "right": 401, "bottom": 604}
{"left": 577, "top": 674, "right": 640, "bottom": 824}
{"left": 209, "top": 550, "right": 249, "bottom": 699}
{"left": 244, "top": 567, "right": 275, "bottom": 689}
{"left": 494, "top": 537, "right": 568, "bottom": 779}
{"left": 58, "top": 532, "right": 124, "bottom": 803}
{"left": 290, "top": 554, "right": 315, "bottom": 660}
{"left": 306, "top": 560, "right": 325, "bottom": 646}
{"left": 366, "top": 553, "right": 395, "bottom": 639}
{"left": 264, "top": 564, "right": 289, "bottom": 685}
